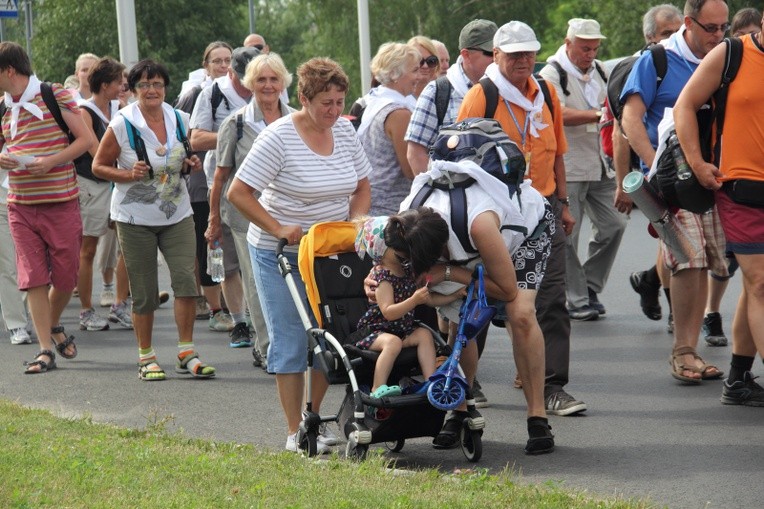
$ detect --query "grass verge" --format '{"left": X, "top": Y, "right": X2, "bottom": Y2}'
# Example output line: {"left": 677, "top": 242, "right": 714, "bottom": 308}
{"left": 0, "top": 399, "right": 656, "bottom": 509}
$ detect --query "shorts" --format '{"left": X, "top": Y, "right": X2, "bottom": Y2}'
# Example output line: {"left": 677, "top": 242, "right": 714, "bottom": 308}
{"left": 660, "top": 207, "right": 728, "bottom": 276}
{"left": 8, "top": 199, "right": 81, "bottom": 291}
{"left": 117, "top": 216, "right": 197, "bottom": 314}
{"left": 250, "top": 244, "right": 315, "bottom": 374}
{"left": 78, "top": 177, "right": 111, "bottom": 237}
{"left": 715, "top": 189, "right": 764, "bottom": 254}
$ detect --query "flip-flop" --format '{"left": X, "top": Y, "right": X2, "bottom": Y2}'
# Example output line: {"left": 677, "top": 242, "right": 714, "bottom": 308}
{"left": 371, "top": 384, "right": 401, "bottom": 398}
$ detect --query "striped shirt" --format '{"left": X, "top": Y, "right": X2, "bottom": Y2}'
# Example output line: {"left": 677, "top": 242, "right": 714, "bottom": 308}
{"left": 235, "top": 114, "right": 371, "bottom": 252}
{"left": 1, "top": 84, "right": 79, "bottom": 205}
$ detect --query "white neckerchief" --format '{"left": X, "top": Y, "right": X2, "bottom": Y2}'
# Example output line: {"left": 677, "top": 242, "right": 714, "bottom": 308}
{"left": 83, "top": 98, "right": 112, "bottom": 125}
{"left": 357, "top": 85, "right": 416, "bottom": 137}
{"left": 243, "top": 101, "right": 267, "bottom": 134}
{"left": 4, "top": 75, "right": 44, "bottom": 139}
{"left": 662, "top": 25, "right": 702, "bottom": 65}
{"left": 119, "top": 102, "right": 178, "bottom": 151}
{"left": 446, "top": 56, "right": 471, "bottom": 97}
{"left": 549, "top": 44, "right": 603, "bottom": 108}
{"left": 484, "top": 63, "right": 548, "bottom": 137}
{"left": 215, "top": 74, "right": 250, "bottom": 112}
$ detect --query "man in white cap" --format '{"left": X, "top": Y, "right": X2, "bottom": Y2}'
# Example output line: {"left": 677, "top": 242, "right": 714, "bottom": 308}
{"left": 540, "top": 19, "right": 627, "bottom": 321}
{"left": 458, "top": 21, "right": 589, "bottom": 421}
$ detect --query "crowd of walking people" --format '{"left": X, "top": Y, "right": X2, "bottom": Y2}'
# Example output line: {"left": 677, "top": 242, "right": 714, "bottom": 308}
{"left": 0, "top": 0, "right": 762, "bottom": 456}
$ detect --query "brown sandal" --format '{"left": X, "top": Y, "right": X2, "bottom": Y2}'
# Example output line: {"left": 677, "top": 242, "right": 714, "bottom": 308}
{"left": 670, "top": 346, "right": 723, "bottom": 384}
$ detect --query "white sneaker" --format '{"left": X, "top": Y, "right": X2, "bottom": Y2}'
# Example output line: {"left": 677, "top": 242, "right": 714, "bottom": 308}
{"left": 318, "top": 422, "right": 341, "bottom": 446}
{"left": 79, "top": 308, "right": 110, "bottom": 331}
{"left": 109, "top": 300, "right": 134, "bottom": 329}
{"left": 285, "top": 433, "right": 330, "bottom": 454}
{"left": 10, "top": 327, "right": 32, "bottom": 345}
{"left": 100, "top": 287, "right": 115, "bottom": 307}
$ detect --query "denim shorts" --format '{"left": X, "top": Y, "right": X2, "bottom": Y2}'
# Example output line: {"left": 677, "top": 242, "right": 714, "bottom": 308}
{"left": 250, "top": 244, "right": 315, "bottom": 374}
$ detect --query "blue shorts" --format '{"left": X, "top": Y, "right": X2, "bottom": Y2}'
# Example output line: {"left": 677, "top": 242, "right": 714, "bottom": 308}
{"left": 250, "top": 245, "right": 314, "bottom": 374}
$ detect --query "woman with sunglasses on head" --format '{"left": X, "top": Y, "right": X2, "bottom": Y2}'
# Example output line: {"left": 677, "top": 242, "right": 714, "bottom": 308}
{"left": 357, "top": 42, "right": 421, "bottom": 215}
{"left": 408, "top": 35, "right": 441, "bottom": 98}
{"left": 92, "top": 59, "right": 212, "bottom": 382}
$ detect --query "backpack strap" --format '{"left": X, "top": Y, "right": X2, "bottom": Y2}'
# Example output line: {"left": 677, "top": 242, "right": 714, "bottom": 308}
{"left": 236, "top": 113, "right": 244, "bottom": 141}
{"left": 534, "top": 74, "right": 556, "bottom": 123}
{"left": 648, "top": 44, "right": 668, "bottom": 84}
{"left": 210, "top": 82, "right": 230, "bottom": 123}
{"left": 174, "top": 109, "right": 193, "bottom": 161}
{"left": 549, "top": 61, "right": 569, "bottom": 96}
{"left": 709, "top": 37, "right": 744, "bottom": 163}
{"left": 434, "top": 75, "right": 453, "bottom": 127}
{"left": 594, "top": 62, "right": 608, "bottom": 84}
{"left": 122, "top": 116, "right": 153, "bottom": 178}
{"left": 479, "top": 77, "right": 500, "bottom": 119}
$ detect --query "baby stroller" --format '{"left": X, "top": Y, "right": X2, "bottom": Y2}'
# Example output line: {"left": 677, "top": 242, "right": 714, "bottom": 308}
{"left": 277, "top": 221, "right": 486, "bottom": 461}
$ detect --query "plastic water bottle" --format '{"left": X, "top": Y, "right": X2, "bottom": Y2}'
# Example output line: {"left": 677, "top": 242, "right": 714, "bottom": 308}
{"left": 668, "top": 133, "right": 692, "bottom": 180}
{"left": 207, "top": 243, "right": 225, "bottom": 283}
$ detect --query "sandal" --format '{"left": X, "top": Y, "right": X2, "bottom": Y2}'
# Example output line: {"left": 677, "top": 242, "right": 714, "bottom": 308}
{"left": 24, "top": 349, "right": 57, "bottom": 374}
{"left": 432, "top": 410, "right": 468, "bottom": 449}
{"left": 138, "top": 360, "right": 166, "bottom": 381}
{"left": 371, "top": 384, "right": 401, "bottom": 398}
{"left": 176, "top": 351, "right": 216, "bottom": 379}
{"left": 525, "top": 417, "right": 555, "bottom": 455}
{"left": 51, "top": 325, "right": 77, "bottom": 359}
{"left": 670, "top": 346, "right": 723, "bottom": 384}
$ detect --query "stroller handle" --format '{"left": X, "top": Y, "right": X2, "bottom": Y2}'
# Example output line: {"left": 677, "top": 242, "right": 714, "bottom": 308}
{"left": 276, "top": 238, "right": 289, "bottom": 256}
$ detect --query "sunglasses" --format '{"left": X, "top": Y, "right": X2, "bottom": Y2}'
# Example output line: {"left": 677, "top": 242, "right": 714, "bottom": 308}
{"left": 468, "top": 47, "right": 493, "bottom": 57}
{"left": 420, "top": 55, "right": 439, "bottom": 68}
{"left": 689, "top": 16, "right": 730, "bottom": 34}
{"left": 251, "top": 44, "right": 264, "bottom": 51}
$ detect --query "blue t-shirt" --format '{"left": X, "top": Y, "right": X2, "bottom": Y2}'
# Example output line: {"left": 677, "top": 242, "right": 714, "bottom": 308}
{"left": 620, "top": 48, "right": 697, "bottom": 168}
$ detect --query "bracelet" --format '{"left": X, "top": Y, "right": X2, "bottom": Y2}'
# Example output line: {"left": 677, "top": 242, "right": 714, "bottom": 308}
{"left": 558, "top": 196, "right": 570, "bottom": 206}
{"left": 444, "top": 264, "right": 451, "bottom": 282}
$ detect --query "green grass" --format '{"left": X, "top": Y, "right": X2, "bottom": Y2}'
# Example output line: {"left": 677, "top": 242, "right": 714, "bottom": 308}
{"left": 0, "top": 400, "right": 657, "bottom": 509}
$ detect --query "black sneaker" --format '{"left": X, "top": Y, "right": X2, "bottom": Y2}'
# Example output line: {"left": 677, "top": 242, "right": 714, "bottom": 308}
{"left": 629, "top": 270, "right": 662, "bottom": 321}
{"left": 721, "top": 372, "right": 764, "bottom": 407}
{"left": 568, "top": 305, "right": 599, "bottom": 321}
{"left": 702, "top": 312, "right": 728, "bottom": 347}
{"left": 525, "top": 417, "right": 555, "bottom": 455}
{"left": 587, "top": 287, "right": 606, "bottom": 315}
{"left": 472, "top": 378, "right": 489, "bottom": 408}
{"left": 229, "top": 322, "right": 253, "bottom": 348}
{"left": 545, "top": 390, "right": 587, "bottom": 416}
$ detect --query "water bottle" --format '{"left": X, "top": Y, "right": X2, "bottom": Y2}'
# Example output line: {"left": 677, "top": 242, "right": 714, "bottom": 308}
{"left": 668, "top": 133, "right": 692, "bottom": 180}
{"left": 207, "top": 242, "right": 225, "bottom": 283}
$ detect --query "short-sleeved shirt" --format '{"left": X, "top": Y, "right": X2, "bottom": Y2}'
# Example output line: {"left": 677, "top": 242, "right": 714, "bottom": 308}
{"left": 538, "top": 60, "right": 608, "bottom": 182}
{"left": 108, "top": 110, "right": 193, "bottom": 226}
{"left": 457, "top": 77, "right": 567, "bottom": 197}
{"left": 1, "top": 83, "right": 80, "bottom": 204}
{"left": 235, "top": 115, "right": 372, "bottom": 252}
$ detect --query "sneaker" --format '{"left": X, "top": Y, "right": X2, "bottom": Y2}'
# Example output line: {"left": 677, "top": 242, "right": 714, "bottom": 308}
{"left": 567, "top": 305, "right": 599, "bottom": 321}
{"left": 99, "top": 287, "right": 115, "bottom": 307}
{"left": 10, "top": 327, "right": 32, "bottom": 345}
{"left": 209, "top": 310, "right": 234, "bottom": 332}
{"left": 702, "top": 312, "right": 728, "bottom": 347}
{"left": 667, "top": 312, "right": 674, "bottom": 334}
{"left": 109, "top": 301, "right": 134, "bottom": 329}
{"left": 472, "top": 378, "right": 489, "bottom": 408}
{"left": 587, "top": 287, "right": 606, "bottom": 315}
{"left": 158, "top": 291, "right": 170, "bottom": 305}
{"left": 318, "top": 422, "right": 341, "bottom": 446}
{"left": 195, "top": 297, "right": 210, "bottom": 320}
{"left": 545, "top": 390, "right": 587, "bottom": 416}
{"left": 229, "top": 322, "right": 253, "bottom": 348}
{"left": 286, "top": 432, "right": 330, "bottom": 454}
{"left": 720, "top": 372, "right": 764, "bottom": 407}
{"left": 79, "top": 308, "right": 110, "bottom": 331}
{"left": 629, "top": 270, "right": 662, "bottom": 321}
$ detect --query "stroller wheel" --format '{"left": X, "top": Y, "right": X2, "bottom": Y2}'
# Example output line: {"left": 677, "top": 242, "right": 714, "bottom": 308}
{"left": 460, "top": 422, "right": 483, "bottom": 462}
{"left": 385, "top": 439, "right": 405, "bottom": 453}
{"left": 427, "top": 378, "right": 465, "bottom": 411}
{"left": 345, "top": 439, "right": 368, "bottom": 460}
{"left": 297, "top": 428, "right": 319, "bottom": 457}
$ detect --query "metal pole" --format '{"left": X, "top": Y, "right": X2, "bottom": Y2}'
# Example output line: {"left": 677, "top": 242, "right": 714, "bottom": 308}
{"left": 356, "top": 0, "right": 370, "bottom": 95}
{"left": 115, "top": 0, "right": 139, "bottom": 69}
{"left": 23, "top": 0, "right": 31, "bottom": 59}
{"left": 248, "top": 0, "right": 255, "bottom": 34}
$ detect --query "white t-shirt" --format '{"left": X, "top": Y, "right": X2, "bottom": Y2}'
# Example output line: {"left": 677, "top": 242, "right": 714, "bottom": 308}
{"left": 235, "top": 115, "right": 372, "bottom": 252}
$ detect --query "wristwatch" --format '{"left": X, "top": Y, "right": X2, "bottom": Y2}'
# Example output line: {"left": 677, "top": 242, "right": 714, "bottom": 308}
{"left": 558, "top": 196, "right": 570, "bottom": 206}
{"left": 444, "top": 264, "right": 451, "bottom": 282}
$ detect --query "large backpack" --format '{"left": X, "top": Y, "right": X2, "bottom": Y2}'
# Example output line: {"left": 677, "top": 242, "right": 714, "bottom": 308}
{"left": 547, "top": 60, "right": 608, "bottom": 98}
{"left": 174, "top": 82, "right": 228, "bottom": 123}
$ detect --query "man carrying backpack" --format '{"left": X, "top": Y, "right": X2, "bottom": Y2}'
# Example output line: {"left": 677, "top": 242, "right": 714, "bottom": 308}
{"left": 620, "top": 0, "right": 729, "bottom": 384}
{"left": 540, "top": 18, "right": 627, "bottom": 321}
{"left": 673, "top": 28, "right": 764, "bottom": 405}
{"left": 458, "top": 21, "right": 588, "bottom": 417}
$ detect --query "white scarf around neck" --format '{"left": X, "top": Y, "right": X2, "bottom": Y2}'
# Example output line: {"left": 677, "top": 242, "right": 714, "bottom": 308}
{"left": 549, "top": 44, "right": 603, "bottom": 108}
{"left": 243, "top": 101, "right": 267, "bottom": 134}
{"left": 446, "top": 55, "right": 471, "bottom": 98}
{"left": 119, "top": 101, "right": 178, "bottom": 151}
{"left": 484, "top": 63, "right": 548, "bottom": 137}
{"left": 662, "top": 25, "right": 702, "bottom": 65}
{"left": 4, "top": 75, "right": 44, "bottom": 140}
{"left": 357, "top": 85, "right": 416, "bottom": 138}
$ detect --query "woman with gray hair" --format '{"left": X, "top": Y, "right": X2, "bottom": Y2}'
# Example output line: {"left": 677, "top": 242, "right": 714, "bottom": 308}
{"left": 357, "top": 42, "right": 421, "bottom": 215}
{"left": 206, "top": 53, "right": 295, "bottom": 355}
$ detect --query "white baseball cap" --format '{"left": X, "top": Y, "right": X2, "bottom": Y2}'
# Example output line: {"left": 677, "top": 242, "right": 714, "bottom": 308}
{"left": 494, "top": 21, "right": 541, "bottom": 53}
{"left": 566, "top": 18, "right": 607, "bottom": 40}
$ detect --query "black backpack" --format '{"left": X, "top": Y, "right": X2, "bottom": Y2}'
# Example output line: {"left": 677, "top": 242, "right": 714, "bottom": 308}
{"left": 478, "top": 75, "right": 555, "bottom": 122}
{"left": 174, "top": 82, "right": 229, "bottom": 123}
{"left": 547, "top": 60, "right": 608, "bottom": 97}
{"left": 0, "top": 82, "right": 73, "bottom": 141}
{"left": 606, "top": 44, "right": 668, "bottom": 122}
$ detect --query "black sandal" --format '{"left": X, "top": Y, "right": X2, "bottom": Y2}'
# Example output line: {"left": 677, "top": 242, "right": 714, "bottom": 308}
{"left": 51, "top": 325, "right": 77, "bottom": 359}
{"left": 24, "top": 349, "right": 57, "bottom": 374}
{"left": 525, "top": 417, "right": 555, "bottom": 455}
{"left": 432, "top": 410, "right": 469, "bottom": 449}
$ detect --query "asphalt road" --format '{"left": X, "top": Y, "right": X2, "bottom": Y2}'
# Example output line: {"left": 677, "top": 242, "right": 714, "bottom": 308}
{"left": 1, "top": 209, "right": 762, "bottom": 509}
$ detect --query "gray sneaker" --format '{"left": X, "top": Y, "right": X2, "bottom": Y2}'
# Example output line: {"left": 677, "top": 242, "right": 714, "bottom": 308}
{"left": 209, "top": 310, "right": 234, "bottom": 332}
{"left": 472, "top": 378, "right": 489, "bottom": 408}
{"left": 79, "top": 308, "right": 110, "bottom": 331}
{"left": 109, "top": 300, "right": 134, "bottom": 329}
{"left": 545, "top": 390, "right": 587, "bottom": 416}
{"left": 702, "top": 312, "right": 728, "bottom": 347}
{"left": 10, "top": 327, "right": 32, "bottom": 345}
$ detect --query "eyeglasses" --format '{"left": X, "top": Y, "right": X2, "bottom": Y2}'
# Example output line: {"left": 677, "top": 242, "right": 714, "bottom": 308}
{"left": 689, "top": 16, "right": 730, "bottom": 34}
{"left": 209, "top": 58, "right": 232, "bottom": 66}
{"left": 251, "top": 44, "right": 264, "bottom": 51}
{"left": 506, "top": 51, "right": 537, "bottom": 61}
{"left": 419, "top": 55, "right": 439, "bottom": 68}
{"left": 134, "top": 82, "right": 166, "bottom": 90}
{"left": 468, "top": 47, "right": 493, "bottom": 57}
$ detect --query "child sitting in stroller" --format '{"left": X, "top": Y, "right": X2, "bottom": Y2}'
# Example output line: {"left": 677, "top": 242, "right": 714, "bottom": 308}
{"left": 354, "top": 207, "right": 464, "bottom": 400}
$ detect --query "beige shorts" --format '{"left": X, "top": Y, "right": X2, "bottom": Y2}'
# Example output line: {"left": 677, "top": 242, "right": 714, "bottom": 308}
{"left": 77, "top": 177, "right": 111, "bottom": 238}
{"left": 661, "top": 207, "right": 728, "bottom": 276}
